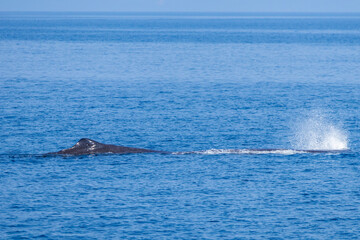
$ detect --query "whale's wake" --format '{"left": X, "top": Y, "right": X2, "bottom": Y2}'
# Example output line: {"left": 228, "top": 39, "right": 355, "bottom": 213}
{"left": 174, "top": 149, "right": 345, "bottom": 155}
{"left": 174, "top": 149, "right": 301, "bottom": 155}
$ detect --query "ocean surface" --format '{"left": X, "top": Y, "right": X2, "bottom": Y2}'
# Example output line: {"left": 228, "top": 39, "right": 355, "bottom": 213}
{"left": 1, "top": 12, "right": 360, "bottom": 239}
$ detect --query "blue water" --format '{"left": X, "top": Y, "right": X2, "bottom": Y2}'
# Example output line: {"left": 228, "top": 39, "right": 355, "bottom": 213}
{"left": 1, "top": 12, "right": 360, "bottom": 239}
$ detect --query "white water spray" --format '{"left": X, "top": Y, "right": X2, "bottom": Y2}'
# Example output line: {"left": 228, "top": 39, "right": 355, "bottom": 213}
{"left": 292, "top": 112, "right": 348, "bottom": 150}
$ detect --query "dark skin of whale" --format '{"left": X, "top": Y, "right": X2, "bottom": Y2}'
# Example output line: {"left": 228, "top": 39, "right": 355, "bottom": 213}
{"left": 47, "top": 138, "right": 168, "bottom": 155}
{"left": 46, "top": 138, "right": 347, "bottom": 156}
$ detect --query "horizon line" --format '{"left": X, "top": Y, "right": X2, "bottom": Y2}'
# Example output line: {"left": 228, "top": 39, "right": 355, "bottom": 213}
{"left": 1, "top": 11, "right": 360, "bottom": 14}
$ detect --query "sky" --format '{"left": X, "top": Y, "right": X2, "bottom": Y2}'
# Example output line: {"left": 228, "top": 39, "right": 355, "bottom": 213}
{"left": 1, "top": 0, "right": 360, "bottom": 12}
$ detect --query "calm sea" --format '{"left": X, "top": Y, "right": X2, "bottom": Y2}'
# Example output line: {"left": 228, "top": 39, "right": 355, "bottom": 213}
{"left": 1, "top": 12, "right": 360, "bottom": 239}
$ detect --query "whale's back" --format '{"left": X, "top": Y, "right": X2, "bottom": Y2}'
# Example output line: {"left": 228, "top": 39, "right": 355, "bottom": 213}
{"left": 48, "top": 138, "right": 160, "bottom": 155}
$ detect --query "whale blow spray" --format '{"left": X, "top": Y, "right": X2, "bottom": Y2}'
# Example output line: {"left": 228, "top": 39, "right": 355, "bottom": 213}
{"left": 292, "top": 112, "right": 348, "bottom": 150}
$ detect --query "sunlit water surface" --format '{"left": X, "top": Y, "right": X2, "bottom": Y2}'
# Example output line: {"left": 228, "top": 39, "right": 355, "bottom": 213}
{"left": 1, "top": 13, "right": 360, "bottom": 239}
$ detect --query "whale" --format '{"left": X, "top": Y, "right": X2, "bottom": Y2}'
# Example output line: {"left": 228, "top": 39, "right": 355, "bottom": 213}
{"left": 45, "top": 138, "right": 349, "bottom": 156}
{"left": 46, "top": 138, "right": 168, "bottom": 155}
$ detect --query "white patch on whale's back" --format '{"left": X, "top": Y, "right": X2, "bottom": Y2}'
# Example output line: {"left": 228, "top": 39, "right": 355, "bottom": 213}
{"left": 89, "top": 140, "right": 96, "bottom": 150}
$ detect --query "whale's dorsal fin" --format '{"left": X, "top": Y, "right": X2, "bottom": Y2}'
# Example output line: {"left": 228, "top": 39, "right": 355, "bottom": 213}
{"left": 74, "top": 138, "right": 102, "bottom": 149}
{"left": 55, "top": 138, "right": 105, "bottom": 154}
